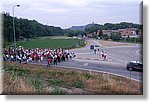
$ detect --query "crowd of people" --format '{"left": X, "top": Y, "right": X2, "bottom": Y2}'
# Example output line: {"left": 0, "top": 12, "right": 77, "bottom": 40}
{"left": 3, "top": 46, "right": 76, "bottom": 67}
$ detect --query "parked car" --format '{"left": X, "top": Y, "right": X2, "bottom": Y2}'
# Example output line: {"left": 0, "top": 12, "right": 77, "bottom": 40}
{"left": 126, "top": 61, "right": 143, "bottom": 71}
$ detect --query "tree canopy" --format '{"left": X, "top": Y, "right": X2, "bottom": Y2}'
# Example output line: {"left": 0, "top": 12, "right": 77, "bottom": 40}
{"left": 2, "top": 12, "right": 142, "bottom": 44}
{"left": 2, "top": 12, "right": 64, "bottom": 43}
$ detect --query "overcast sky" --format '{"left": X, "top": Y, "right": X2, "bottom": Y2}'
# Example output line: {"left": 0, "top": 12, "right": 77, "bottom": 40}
{"left": 0, "top": 0, "right": 142, "bottom": 29}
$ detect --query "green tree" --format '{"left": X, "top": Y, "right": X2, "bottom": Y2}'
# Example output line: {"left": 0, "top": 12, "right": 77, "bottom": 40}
{"left": 103, "top": 34, "right": 109, "bottom": 40}
{"left": 98, "top": 30, "right": 103, "bottom": 39}
{"left": 110, "top": 33, "right": 121, "bottom": 41}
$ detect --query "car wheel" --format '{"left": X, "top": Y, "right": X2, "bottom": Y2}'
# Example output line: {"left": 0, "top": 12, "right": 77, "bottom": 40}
{"left": 128, "top": 67, "right": 133, "bottom": 71}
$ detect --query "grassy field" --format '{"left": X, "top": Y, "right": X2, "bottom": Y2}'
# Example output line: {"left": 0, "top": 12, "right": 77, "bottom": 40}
{"left": 37, "top": 36, "right": 72, "bottom": 39}
{"left": 16, "top": 36, "right": 85, "bottom": 49}
{"left": 2, "top": 62, "right": 142, "bottom": 95}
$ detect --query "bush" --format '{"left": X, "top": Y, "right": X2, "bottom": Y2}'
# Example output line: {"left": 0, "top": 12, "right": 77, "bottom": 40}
{"left": 73, "top": 80, "right": 85, "bottom": 88}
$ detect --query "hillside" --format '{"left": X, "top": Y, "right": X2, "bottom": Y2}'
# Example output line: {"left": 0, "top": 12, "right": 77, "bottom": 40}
{"left": 2, "top": 62, "right": 142, "bottom": 95}
{"left": 68, "top": 23, "right": 95, "bottom": 30}
{"left": 68, "top": 22, "right": 141, "bottom": 31}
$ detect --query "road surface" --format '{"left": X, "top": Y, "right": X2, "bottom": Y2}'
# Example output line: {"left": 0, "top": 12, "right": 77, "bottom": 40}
{"left": 67, "top": 39, "right": 142, "bottom": 81}
{"left": 39, "top": 39, "right": 143, "bottom": 81}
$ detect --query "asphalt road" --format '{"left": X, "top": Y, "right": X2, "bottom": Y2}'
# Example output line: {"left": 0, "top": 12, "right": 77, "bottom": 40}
{"left": 104, "top": 46, "right": 142, "bottom": 65}
{"left": 32, "top": 39, "right": 142, "bottom": 81}
{"left": 57, "top": 39, "right": 143, "bottom": 81}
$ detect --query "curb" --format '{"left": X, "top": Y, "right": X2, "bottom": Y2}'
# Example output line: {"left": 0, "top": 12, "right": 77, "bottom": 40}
{"left": 29, "top": 61, "right": 141, "bottom": 82}
{"left": 51, "top": 65, "right": 142, "bottom": 82}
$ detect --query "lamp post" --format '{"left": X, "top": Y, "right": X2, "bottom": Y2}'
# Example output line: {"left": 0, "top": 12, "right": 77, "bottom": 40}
{"left": 13, "top": 5, "right": 20, "bottom": 49}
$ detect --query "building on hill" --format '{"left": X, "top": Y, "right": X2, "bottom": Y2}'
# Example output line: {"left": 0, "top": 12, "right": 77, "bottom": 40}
{"left": 86, "top": 28, "right": 142, "bottom": 39}
{"left": 119, "top": 28, "right": 138, "bottom": 38}
{"left": 102, "top": 28, "right": 141, "bottom": 38}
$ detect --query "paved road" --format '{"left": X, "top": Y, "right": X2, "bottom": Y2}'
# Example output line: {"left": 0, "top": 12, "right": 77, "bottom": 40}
{"left": 38, "top": 58, "right": 142, "bottom": 81}
{"left": 32, "top": 39, "right": 142, "bottom": 81}
{"left": 58, "top": 39, "right": 143, "bottom": 81}
{"left": 105, "top": 46, "right": 142, "bottom": 65}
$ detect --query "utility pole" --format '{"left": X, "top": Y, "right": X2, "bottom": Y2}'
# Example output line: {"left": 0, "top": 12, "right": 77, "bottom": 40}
{"left": 13, "top": 5, "right": 20, "bottom": 48}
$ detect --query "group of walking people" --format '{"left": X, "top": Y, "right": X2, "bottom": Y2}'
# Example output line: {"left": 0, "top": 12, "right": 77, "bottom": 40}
{"left": 3, "top": 46, "right": 76, "bottom": 67}
{"left": 93, "top": 48, "right": 107, "bottom": 60}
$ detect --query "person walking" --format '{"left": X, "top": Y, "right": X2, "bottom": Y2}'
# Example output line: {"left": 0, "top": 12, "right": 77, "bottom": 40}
{"left": 40, "top": 55, "right": 43, "bottom": 63}
{"left": 53, "top": 57, "right": 57, "bottom": 65}
{"left": 18, "top": 57, "right": 22, "bottom": 64}
{"left": 104, "top": 52, "right": 107, "bottom": 60}
{"left": 47, "top": 57, "right": 51, "bottom": 67}
{"left": 94, "top": 49, "right": 96, "bottom": 54}
{"left": 10, "top": 55, "right": 14, "bottom": 62}
{"left": 101, "top": 51, "right": 104, "bottom": 59}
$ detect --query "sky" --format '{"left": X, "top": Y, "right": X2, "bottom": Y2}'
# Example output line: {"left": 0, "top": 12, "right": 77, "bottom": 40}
{"left": 0, "top": 0, "right": 142, "bottom": 29}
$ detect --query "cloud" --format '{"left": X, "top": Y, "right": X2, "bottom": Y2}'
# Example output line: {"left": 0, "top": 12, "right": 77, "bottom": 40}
{"left": 0, "top": 0, "right": 142, "bottom": 28}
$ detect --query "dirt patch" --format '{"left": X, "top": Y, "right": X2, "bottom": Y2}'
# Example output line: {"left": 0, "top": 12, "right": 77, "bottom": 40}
{"left": 99, "top": 40, "right": 131, "bottom": 47}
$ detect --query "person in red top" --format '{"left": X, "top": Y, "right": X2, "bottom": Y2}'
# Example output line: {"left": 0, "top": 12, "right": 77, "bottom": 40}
{"left": 47, "top": 58, "right": 51, "bottom": 67}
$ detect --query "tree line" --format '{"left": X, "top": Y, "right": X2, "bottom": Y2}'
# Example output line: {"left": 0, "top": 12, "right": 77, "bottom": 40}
{"left": 66, "top": 22, "right": 142, "bottom": 37}
{"left": 2, "top": 12, "right": 64, "bottom": 43}
{"left": 2, "top": 12, "right": 142, "bottom": 44}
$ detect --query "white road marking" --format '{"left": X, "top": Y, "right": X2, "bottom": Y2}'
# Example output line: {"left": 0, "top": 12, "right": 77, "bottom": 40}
{"left": 83, "top": 63, "right": 88, "bottom": 66}
{"left": 76, "top": 52, "right": 90, "bottom": 55}
{"left": 136, "top": 49, "right": 141, "bottom": 56}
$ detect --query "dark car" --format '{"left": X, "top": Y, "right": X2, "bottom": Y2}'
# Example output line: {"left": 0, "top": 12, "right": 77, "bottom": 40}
{"left": 126, "top": 61, "right": 143, "bottom": 71}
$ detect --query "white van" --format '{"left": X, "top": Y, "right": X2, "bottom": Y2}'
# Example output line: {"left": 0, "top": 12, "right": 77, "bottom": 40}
{"left": 90, "top": 45, "right": 100, "bottom": 51}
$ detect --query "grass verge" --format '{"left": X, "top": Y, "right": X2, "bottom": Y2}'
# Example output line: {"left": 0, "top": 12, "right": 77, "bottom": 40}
{"left": 2, "top": 62, "right": 142, "bottom": 95}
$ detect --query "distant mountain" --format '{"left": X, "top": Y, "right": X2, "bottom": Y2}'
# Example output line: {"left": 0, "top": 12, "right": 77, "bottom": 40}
{"left": 67, "top": 22, "right": 141, "bottom": 31}
{"left": 68, "top": 23, "right": 96, "bottom": 30}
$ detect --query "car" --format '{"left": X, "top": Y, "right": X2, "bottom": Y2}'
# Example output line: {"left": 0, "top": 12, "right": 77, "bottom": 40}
{"left": 126, "top": 61, "right": 143, "bottom": 71}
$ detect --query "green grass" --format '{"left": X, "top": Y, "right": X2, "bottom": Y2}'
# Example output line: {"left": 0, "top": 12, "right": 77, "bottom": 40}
{"left": 3, "top": 65, "right": 30, "bottom": 77}
{"left": 38, "top": 36, "right": 72, "bottom": 39}
{"left": 51, "top": 87, "right": 67, "bottom": 95}
{"left": 47, "top": 79, "right": 65, "bottom": 86}
{"left": 73, "top": 80, "right": 85, "bottom": 88}
{"left": 31, "top": 77, "right": 43, "bottom": 90}
{"left": 16, "top": 38, "right": 85, "bottom": 49}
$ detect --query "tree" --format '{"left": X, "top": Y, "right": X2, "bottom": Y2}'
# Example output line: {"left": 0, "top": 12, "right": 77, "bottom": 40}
{"left": 110, "top": 32, "right": 121, "bottom": 41}
{"left": 2, "top": 12, "right": 64, "bottom": 45}
{"left": 98, "top": 30, "right": 103, "bottom": 39}
{"left": 103, "top": 34, "right": 109, "bottom": 40}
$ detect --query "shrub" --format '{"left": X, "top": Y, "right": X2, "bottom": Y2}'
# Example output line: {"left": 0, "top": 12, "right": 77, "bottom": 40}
{"left": 73, "top": 80, "right": 85, "bottom": 88}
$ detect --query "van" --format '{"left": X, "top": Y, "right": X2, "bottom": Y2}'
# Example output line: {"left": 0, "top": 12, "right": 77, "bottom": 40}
{"left": 90, "top": 45, "right": 100, "bottom": 51}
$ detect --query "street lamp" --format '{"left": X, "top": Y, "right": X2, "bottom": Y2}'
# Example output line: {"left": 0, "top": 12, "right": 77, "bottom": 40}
{"left": 13, "top": 4, "right": 20, "bottom": 49}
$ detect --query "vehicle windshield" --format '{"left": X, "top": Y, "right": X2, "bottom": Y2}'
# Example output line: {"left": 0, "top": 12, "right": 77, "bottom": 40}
{"left": 95, "top": 45, "right": 99, "bottom": 47}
